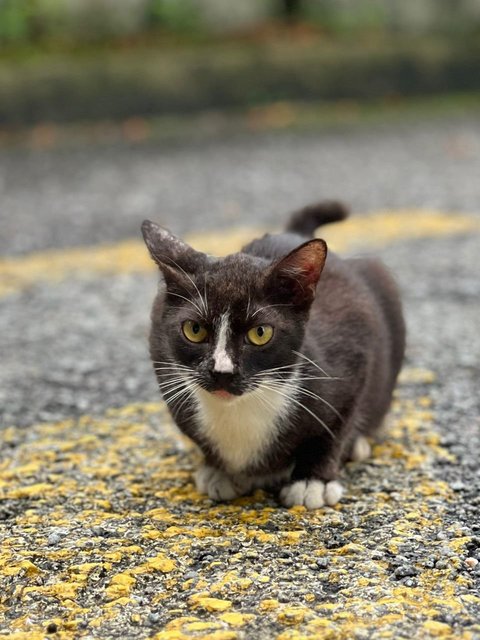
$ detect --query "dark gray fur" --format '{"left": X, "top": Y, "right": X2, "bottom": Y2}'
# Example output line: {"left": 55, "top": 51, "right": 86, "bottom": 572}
{"left": 142, "top": 201, "right": 405, "bottom": 497}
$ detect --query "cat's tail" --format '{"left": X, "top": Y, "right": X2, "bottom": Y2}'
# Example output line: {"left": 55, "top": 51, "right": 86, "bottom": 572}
{"left": 286, "top": 201, "right": 349, "bottom": 237}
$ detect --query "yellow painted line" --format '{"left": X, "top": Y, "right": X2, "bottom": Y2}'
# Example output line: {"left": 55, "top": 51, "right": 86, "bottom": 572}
{"left": 0, "top": 209, "right": 478, "bottom": 298}
{"left": 0, "top": 368, "right": 477, "bottom": 638}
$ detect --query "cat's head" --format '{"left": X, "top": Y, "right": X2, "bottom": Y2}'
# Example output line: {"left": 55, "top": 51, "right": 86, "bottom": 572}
{"left": 142, "top": 221, "right": 327, "bottom": 400}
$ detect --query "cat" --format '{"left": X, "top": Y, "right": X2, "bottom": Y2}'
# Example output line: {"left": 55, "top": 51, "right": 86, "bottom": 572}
{"left": 141, "top": 201, "right": 405, "bottom": 509}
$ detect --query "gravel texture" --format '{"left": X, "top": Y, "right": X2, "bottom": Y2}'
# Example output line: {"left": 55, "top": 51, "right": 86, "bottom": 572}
{"left": 0, "top": 117, "right": 479, "bottom": 639}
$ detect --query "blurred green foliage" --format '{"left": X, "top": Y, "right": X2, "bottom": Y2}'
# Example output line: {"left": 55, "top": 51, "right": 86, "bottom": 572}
{"left": 147, "top": 0, "right": 202, "bottom": 34}
{"left": 0, "top": 0, "right": 479, "bottom": 48}
{"left": 0, "top": 0, "right": 207, "bottom": 45}
{"left": 0, "top": 0, "right": 66, "bottom": 43}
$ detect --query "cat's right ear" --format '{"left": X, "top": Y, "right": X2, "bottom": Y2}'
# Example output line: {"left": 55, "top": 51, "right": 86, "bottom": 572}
{"left": 141, "top": 220, "right": 205, "bottom": 285}
{"left": 265, "top": 238, "right": 327, "bottom": 309}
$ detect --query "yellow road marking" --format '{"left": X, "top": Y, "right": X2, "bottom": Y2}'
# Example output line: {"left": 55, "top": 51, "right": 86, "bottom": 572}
{"left": 0, "top": 369, "right": 477, "bottom": 638}
{"left": 0, "top": 210, "right": 478, "bottom": 298}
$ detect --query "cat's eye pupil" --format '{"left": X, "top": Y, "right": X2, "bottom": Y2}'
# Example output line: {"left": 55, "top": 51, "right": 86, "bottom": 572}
{"left": 192, "top": 323, "right": 200, "bottom": 334}
{"left": 246, "top": 324, "right": 273, "bottom": 346}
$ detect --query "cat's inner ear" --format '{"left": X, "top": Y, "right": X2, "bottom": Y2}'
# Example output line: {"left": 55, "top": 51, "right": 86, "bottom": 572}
{"left": 266, "top": 239, "right": 327, "bottom": 307}
{"left": 141, "top": 220, "right": 206, "bottom": 285}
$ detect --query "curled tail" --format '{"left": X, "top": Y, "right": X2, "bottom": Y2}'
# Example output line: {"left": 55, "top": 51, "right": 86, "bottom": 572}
{"left": 286, "top": 200, "right": 349, "bottom": 237}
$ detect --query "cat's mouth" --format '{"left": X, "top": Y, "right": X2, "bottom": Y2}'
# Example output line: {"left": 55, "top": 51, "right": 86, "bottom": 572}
{"left": 211, "top": 389, "right": 236, "bottom": 400}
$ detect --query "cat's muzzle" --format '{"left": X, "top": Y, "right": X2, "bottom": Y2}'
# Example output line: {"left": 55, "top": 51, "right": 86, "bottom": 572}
{"left": 204, "top": 370, "right": 245, "bottom": 396}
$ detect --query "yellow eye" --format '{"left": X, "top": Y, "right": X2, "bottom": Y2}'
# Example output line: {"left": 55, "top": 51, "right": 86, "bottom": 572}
{"left": 247, "top": 325, "right": 274, "bottom": 346}
{"left": 182, "top": 320, "right": 208, "bottom": 343}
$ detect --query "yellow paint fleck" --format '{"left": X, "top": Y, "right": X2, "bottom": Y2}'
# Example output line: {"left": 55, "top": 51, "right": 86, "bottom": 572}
{"left": 165, "top": 617, "right": 200, "bottom": 630}
{"left": 153, "top": 630, "right": 189, "bottom": 640}
{"left": 105, "top": 572, "right": 136, "bottom": 601}
{"left": 281, "top": 531, "right": 304, "bottom": 544}
{"left": 337, "top": 543, "right": 366, "bottom": 555}
{"left": 277, "top": 606, "right": 308, "bottom": 625}
{"left": 259, "top": 599, "right": 280, "bottom": 611}
{"left": 3, "top": 560, "right": 42, "bottom": 577}
{"left": 141, "top": 553, "right": 176, "bottom": 573}
{"left": 219, "top": 612, "right": 255, "bottom": 627}
{"left": 5, "top": 482, "right": 53, "bottom": 499}
{"left": 189, "top": 594, "right": 233, "bottom": 612}
{"left": 184, "top": 621, "right": 222, "bottom": 632}
{"left": 422, "top": 620, "right": 453, "bottom": 636}
{"left": 399, "top": 368, "right": 437, "bottom": 384}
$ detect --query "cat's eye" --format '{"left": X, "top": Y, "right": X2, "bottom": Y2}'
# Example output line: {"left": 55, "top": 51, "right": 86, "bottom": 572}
{"left": 247, "top": 325, "right": 274, "bottom": 346}
{"left": 182, "top": 320, "right": 208, "bottom": 343}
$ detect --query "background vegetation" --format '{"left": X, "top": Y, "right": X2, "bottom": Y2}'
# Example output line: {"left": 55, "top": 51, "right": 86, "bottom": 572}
{"left": 1, "top": 0, "right": 479, "bottom": 127}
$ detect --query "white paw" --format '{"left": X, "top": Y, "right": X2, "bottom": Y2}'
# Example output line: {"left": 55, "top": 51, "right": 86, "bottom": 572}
{"left": 194, "top": 465, "right": 247, "bottom": 501}
{"left": 350, "top": 436, "right": 371, "bottom": 462}
{"left": 280, "top": 479, "right": 344, "bottom": 509}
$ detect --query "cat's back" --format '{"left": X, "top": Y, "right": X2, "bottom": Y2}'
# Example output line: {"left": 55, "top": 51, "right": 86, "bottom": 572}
{"left": 310, "top": 252, "right": 405, "bottom": 390}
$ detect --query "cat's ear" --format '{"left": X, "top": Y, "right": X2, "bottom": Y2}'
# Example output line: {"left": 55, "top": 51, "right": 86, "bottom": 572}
{"left": 141, "top": 220, "right": 205, "bottom": 285}
{"left": 266, "top": 239, "right": 327, "bottom": 307}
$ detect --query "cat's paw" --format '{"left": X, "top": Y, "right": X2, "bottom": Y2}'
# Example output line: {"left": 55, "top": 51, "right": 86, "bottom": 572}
{"left": 280, "top": 479, "right": 344, "bottom": 509}
{"left": 350, "top": 436, "right": 371, "bottom": 462}
{"left": 194, "top": 465, "right": 248, "bottom": 501}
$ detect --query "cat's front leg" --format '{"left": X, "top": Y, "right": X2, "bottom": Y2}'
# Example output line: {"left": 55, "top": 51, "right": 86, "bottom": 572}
{"left": 194, "top": 464, "right": 252, "bottom": 501}
{"left": 279, "top": 438, "right": 344, "bottom": 509}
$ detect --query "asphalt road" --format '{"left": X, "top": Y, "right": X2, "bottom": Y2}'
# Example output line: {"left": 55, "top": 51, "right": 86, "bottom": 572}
{"left": 0, "top": 116, "right": 479, "bottom": 639}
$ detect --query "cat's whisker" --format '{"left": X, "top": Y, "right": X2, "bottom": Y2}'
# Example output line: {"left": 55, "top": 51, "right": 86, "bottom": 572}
{"left": 169, "top": 385, "right": 196, "bottom": 411}
{"left": 153, "top": 365, "right": 193, "bottom": 375}
{"left": 155, "top": 371, "right": 190, "bottom": 378}
{"left": 155, "top": 372, "right": 196, "bottom": 383}
{"left": 203, "top": 275, "right": 209, "bottom": 316}
{"left": 253, "top": 362, "right": 304, "bottom": 376}
{"left": 154, "top": 368, "right": 194, "bottom": 377}
{"left": 269, "top": 374, "right": 341, "bottom": 382}
{"left": 158, "top": 377, "right": 192, "bottom": 391}
{"left": 153, "top": 362, "right": 194, "bottom": 371}
{"left": 265, "top": 379, "right": 344, "bottom": 423}
{"left": 245, "top": 295, "right": 251, "bottom": 321}
{"left": 166, "top": 291, "right": 205, "bottom": 318}
{"left": 254, "top": 387, "right": 283, "bottom": 416}
{"left": 258, "top": 381, "right": 336, "bottom": 440}
{"left": 292, "top": 350, "right": 332, "bottom": 378}
{"left": 251, "top": 303, "right": 293, "bottom": 318}
{"left": 164, "top": 255, "right": 208, "bottom": 317}
{"left": 288, "top": 376, "right": 344, "bottom": 381}
{"left": 174, "top": 384, "right": 200, "bottom": 416}
{"left": 163, "top": 379, "right": 198, "bottom": 405}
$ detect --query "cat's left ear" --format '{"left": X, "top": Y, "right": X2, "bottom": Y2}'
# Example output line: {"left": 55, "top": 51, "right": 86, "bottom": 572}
{"left": 141, "top": 220, "right": 206, "bottom": 284}
{"left": 265, "top": 239, "right": 327, "bottom": 307}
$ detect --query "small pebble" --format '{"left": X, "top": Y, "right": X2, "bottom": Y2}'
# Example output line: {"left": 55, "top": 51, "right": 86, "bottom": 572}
{"left": 394, "top": 565, "right": 418, "bottom": 579}
{"left": 148, "top": 612, "right": 160, "bottom": 624}
{"left": 183, "top": 571, "right": 197, "bottom": 580}
{"left": 465, "top": 557, "right": 479, "bottom": 570}
{"left": 47, "top": 532, "right": 63, "bottom": 546}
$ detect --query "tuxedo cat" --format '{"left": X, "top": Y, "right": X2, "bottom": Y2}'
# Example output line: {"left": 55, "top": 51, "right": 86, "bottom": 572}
{"left": 142, "top": 202, "right": 405, "bottom": 509}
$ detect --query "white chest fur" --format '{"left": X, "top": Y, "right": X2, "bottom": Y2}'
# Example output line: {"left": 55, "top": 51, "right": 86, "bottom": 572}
{"left": 194, "top": 385, "right": 292, "bottom": 473}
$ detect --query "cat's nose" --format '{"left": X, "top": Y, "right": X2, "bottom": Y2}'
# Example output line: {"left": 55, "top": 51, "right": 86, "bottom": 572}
{"left": 209, "top": 370, "right": 236, "bottom": 388}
